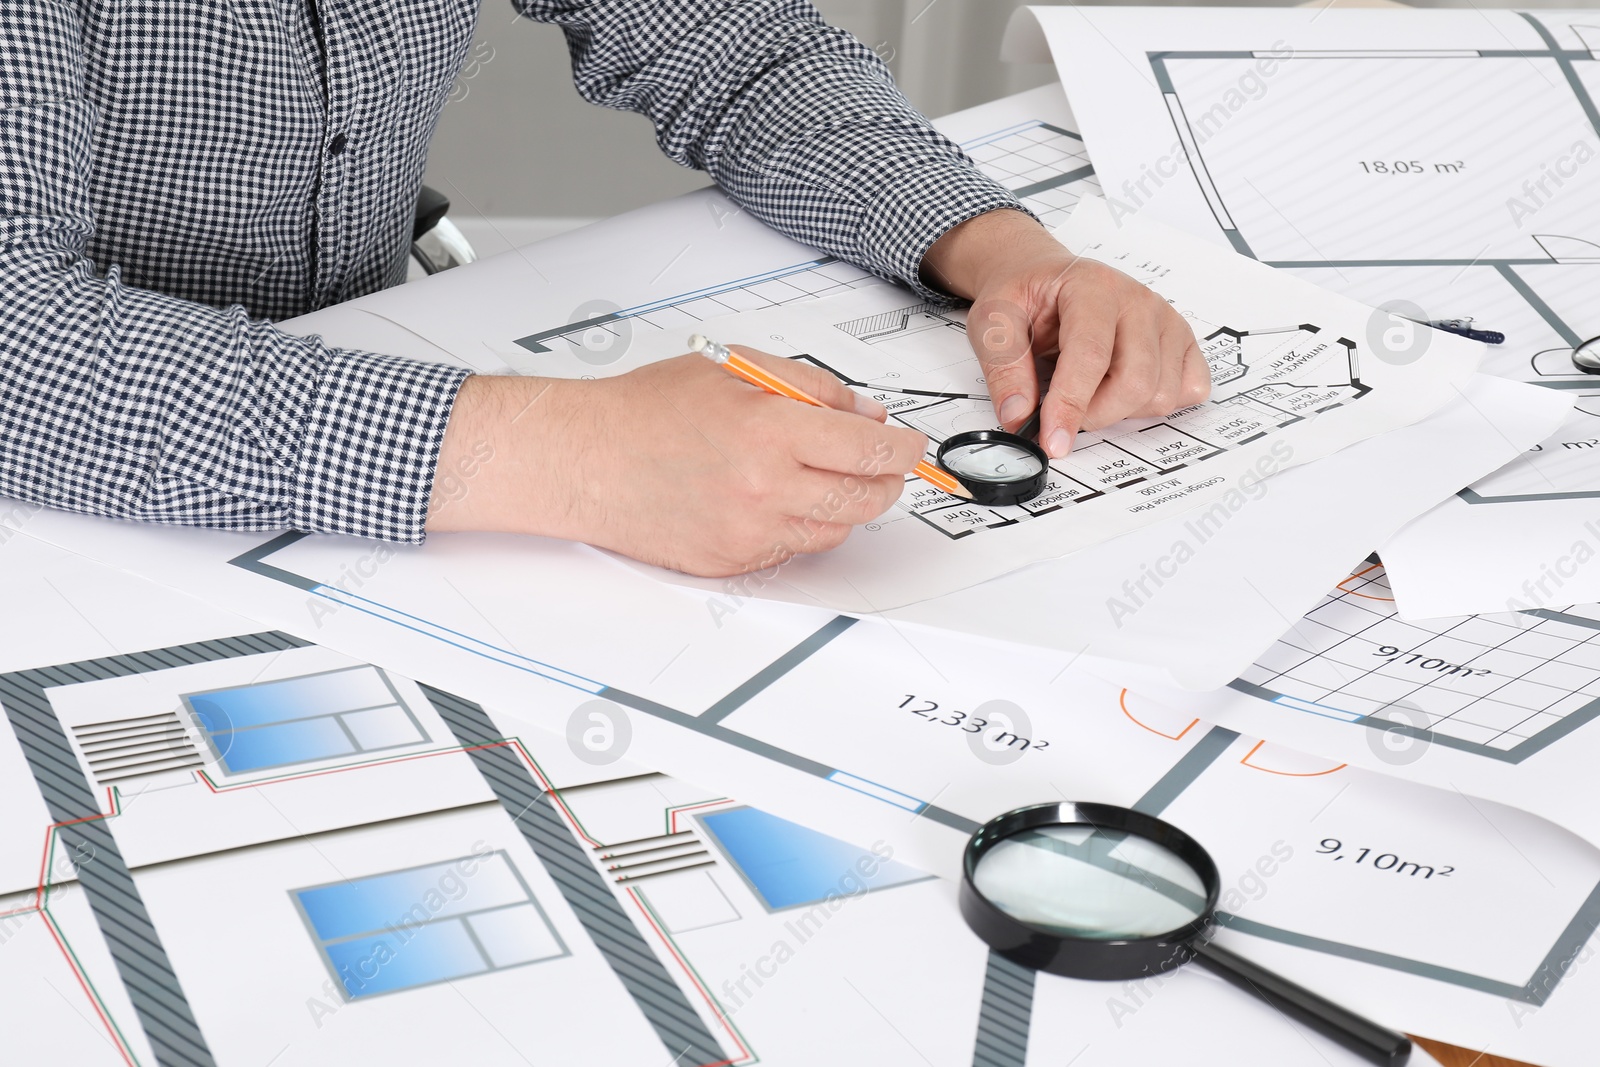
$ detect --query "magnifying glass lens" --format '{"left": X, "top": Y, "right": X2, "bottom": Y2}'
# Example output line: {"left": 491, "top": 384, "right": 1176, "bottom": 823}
{"left": 972, "top": 824, "right": 1208, "bottom": 940}
{"left": 940, "top": 441, "right": 1047, "bottom": 484}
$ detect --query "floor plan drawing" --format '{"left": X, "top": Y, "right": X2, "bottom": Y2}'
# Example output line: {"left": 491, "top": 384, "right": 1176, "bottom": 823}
{"left": 490, "top": 103, "right": 1399, "bottom": 559}
{"left": 1118, "top": 557, "right": 1600, "bottom": 859}
{"left": 1019, "top": 5, "right": 1600, "bottom": 613}
{"left": 2, "top": 79, "right": 1596, "bottom": 1063}
{"left": 1233, "top": 565, "right": 1600, "bottom": 761}
{"left": 540, "top": 191, "right": 1481, "bottom": 610}
{"left": 1, "top": 532, "right": 1597, "bottom": 1064}
{"left": 1139, "top": 13, "right": 1600, "bottom": 509}
{"left": 201, "top": 531, "right": 1600, "bottom": 1027}
{"left": 6, "top": 560, "right": 1600, "bottom": 1065}
{"left": 793, "top": 312, "right": 1369, "bottom": 542}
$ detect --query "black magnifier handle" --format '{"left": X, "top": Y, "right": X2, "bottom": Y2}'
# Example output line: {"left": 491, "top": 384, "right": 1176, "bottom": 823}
{"left": 1191, "top": 940, "right": 1411, "bottom": 1065}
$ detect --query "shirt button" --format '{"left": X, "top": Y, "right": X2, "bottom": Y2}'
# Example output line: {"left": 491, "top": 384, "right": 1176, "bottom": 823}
{"left": 327, "top": 132, "right": 348, "bottom": 157}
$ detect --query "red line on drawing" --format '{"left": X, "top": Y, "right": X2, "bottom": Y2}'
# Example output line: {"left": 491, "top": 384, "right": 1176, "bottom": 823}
{"left": 625, "top": 886, "right": 745, "bottom": 1067}
{"left": 20, "top": 788, "right": 137, "bottom": 1065}
{"left": 39, "top": 907, "right": 136, "bottom": 1067}
{"left": 1337, "top": 564, "right": 1393, "bottom": 602}
{"left": 1119, "top": 688, "right": 1199, "bottom": 740}
{"left": 668, "top": 799, "right": 735, "bottom": 834}
{"left": 1239, "top": 739, "right": 1346, "bottom": 776}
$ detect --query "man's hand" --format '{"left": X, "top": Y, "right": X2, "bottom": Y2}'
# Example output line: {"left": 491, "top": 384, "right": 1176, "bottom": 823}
{"left": 426, "top": 349, "right": 927, "bottom": 577}
{"left": 921, "top": 208, "right": 1210, "bottom": 457}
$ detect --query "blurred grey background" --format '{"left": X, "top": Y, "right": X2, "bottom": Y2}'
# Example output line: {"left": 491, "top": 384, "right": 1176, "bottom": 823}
{"left": 423, "top": 0, "right": 1589, "bottom": 254}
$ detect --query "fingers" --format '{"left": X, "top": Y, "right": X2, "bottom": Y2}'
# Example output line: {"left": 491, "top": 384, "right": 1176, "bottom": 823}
{"left": 1080, "top": 305, "right": 1162, "bottom": 431}
{"left": 733, "top": 346, "right": 887, "bottom": 421}
{"left": 968, "top": 295, "right": 1043, "bottom": 431}
{"left": 1146, "top": 323, "right": 1187, "bottom": 417}
{"left": 1039, "top": 268, "right": 1205, "bottom": 453}
{"left": 1039, "top": 281, "right": 1116, "bottom": 457}
{"left": 719, "top": 470, "right": 896, "bottom": 575}
{"left": 781, "top": 469, "right": 906, "bottom": 531}
{"left": 781, "top": 403, "right": 927, "bottom": 477}
{"left": 751, "top": 404, "right": 917, "bottom": 554}
{"left": 1178, "top": 336, "right": 1212, "bottom": 407}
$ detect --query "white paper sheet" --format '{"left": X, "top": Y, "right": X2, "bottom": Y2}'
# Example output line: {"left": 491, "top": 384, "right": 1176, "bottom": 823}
{"left": 646, "top": 369, "right": 1572, "bottom": 689}
{"left": 637, "top": 194, "right": 1489, "bottom": 611}
{"left": 887, "top": 373, "right": 1574, "bottom": 690}
{"left": 7, "top": 85, "right": 1563, "bottom": 705}
{"left": 0, "top": 67, "right": 1581, "bottom": 1067}
{"left": 1006, "top": 5, "right": 1600, "bottom": 619}
{"left": 0, "top": 541, "right": 1581, "bottom": 1064}
{"left": 1383, "top": 488, "right": 1600, "bottom": 620}
{"left": 1093, "top": 558, "right": 1600, "bottom": 856}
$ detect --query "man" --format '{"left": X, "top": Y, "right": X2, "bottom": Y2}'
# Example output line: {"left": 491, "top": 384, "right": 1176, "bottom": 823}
{"left": 1, "top": 0, "right": 1207, "bottom": 577}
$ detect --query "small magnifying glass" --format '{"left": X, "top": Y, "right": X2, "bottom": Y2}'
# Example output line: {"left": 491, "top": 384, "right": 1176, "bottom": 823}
{"left": 935, "top": 410, "right": 1050, "bottom": 507}
{"left": 1572, "top": 335, "right": 1600, "bottom": 374}
{"left": 959, "top": 802, "right": 1412, "bottom": 1065}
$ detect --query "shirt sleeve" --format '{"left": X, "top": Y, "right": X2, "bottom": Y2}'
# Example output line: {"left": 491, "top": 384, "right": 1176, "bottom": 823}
{"left": 514, "top": 0, "right": 1032, "bottom": 302}
{"left": 0, "top": 1, "right": 469, "bottom": 543}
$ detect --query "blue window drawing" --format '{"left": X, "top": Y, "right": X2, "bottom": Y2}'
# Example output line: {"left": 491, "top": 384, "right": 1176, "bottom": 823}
{"left": 182, "top": 665, "right": 428, "bottom": 775}
{"left": 698, "top": 807, "right": 929, "bottom": 911}
{"left": 293, "top": 851, "right": 568, "bottom": 1000}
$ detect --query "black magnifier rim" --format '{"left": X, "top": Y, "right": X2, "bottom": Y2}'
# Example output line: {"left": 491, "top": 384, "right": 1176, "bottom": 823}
{"left": 936, "top": 429, "right": 1050, "bottom": 506}
{"left": 959, "top": 801, "right": 1221, "bottom": 980}
{"left": 1573, "top": 335, "right": 1600, "bottom": 374}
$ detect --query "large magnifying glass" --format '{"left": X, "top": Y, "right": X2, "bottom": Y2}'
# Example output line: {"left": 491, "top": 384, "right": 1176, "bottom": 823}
{"left": 1573, "top": 335, "right": 1600, "bottom": 374}
{"left": 959, "top": 802, "right": 1412, "bottom": 1065}
{"left": 935, "top": 409, "right": 1051, "bottom": 507}
{"left": 936, "top": 430, "right": 1050, "bottom": 505}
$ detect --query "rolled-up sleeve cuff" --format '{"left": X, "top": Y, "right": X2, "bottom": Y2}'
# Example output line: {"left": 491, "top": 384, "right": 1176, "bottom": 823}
{"left": 290, "top": 350, "right": 471, "bottom": 544}
{"left": 857, "top": 166, "right": 1037, "bottom": 304}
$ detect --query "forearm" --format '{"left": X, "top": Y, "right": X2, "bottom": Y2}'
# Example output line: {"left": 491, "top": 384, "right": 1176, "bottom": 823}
{"left": 920, "top": 206, "right": 1053, "bottom": 301}
{"left": 514, "top": 0, "right": 1026, "bottom": 299}
{"left": 425, "top": 375, "right": 577, "bottom": 537}
{"left": 710, "top": 75, "right": 1029, "bottom": 301}
{"left": 2, "top": 0, "right": 468, "bottom": 541}
{"left": 1, "top": 241, "right": 467, "bottom": 540}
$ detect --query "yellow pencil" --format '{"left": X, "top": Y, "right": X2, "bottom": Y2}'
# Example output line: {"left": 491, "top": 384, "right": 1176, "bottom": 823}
{"left": 688, "top": 334, "right": 973, "bottom": 500}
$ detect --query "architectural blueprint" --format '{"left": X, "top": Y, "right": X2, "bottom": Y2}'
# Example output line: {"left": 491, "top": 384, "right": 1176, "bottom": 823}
{"left": 0, "top": 76, "right": 1594, "bottom": 1065}
{"left": 15, "top": 84, "right": 1560, "bottom": 695}
{"left": 0, "top": 533, "right": 1594, "bottom": 1066}
{"left": 487, "top": 190, "right": 1488, "bottom": 612}
{"left": 1113, "top": 560, "right": 1600, "bottom": 853}
{"left": 1006, "top": 6, "right": 1600, "bottom": 617}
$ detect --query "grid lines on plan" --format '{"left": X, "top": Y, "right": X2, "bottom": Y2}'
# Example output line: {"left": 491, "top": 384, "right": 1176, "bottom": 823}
{"left": 1236, "top": 567, "right": 1600, "bottom": 760}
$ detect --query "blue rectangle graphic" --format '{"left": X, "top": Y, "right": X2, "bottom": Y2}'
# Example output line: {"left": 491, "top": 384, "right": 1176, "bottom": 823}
{"left": 187, "top": 667, "right": 394, "bottom": 731}
{"left": 294, "top": 851, "right": 569, "bottom": 1000}
{"left": 699, "top": 807, "right": 927, "bottom": 912}
{"left": 184, "top": 665, "right": 428, "bottom": 776}
{"left": 211, "top": 717, "right": 355, "bottom": 773}
{"left": 323, "top": 921, "right": 489, "bottom": 999}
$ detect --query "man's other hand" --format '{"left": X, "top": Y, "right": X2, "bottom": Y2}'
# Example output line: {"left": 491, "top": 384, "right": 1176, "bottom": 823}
{"left": 921, "top": 208, "right": 1210, "bottom": 458}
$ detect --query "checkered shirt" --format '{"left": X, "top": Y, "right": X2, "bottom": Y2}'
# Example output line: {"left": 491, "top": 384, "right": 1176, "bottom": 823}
{"left": 0, "top": 0, "right": 1022, "bottom": 542}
